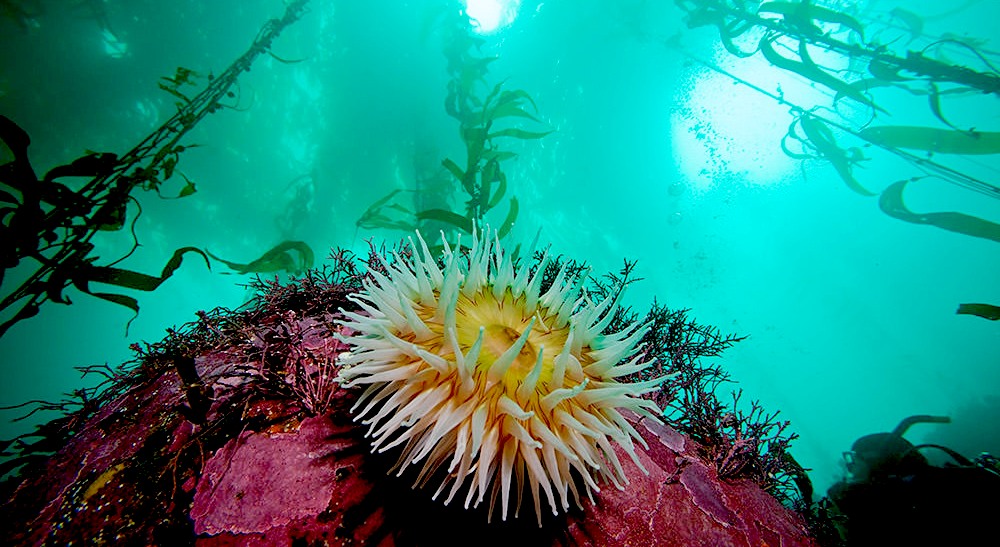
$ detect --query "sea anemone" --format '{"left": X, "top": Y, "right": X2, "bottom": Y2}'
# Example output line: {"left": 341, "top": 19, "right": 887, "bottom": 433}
{"left": 336, "top": 227, "right": 667, "bottom": 524}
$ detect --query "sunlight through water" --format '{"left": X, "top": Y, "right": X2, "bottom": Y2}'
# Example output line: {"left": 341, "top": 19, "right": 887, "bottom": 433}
{"left": 671, "top": 46, "right": 834, "bottom": 191}
{"left": 464, "top": 0, "right": 521, "bottom": 34}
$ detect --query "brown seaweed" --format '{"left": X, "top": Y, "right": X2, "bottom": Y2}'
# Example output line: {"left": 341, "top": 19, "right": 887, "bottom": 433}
{"left": 878, "top": 180, "right": 1000, "bottom": 243}
{"left": 860, "top": 126, "right": 1000, "bottom": 155}
{"left": 357, "top": 10, "right": 549, "bottom": 243}
{"left": 758, "top": 1, "right": 865, "bottom": 39}
{"left": 782, "top": 112, "right": 873, "bottom": 196}
{"left": 0, "top": 0, "right": 311, "bottom": 337}
{"left": 956, "top": 303, "right": 1000, "bottom": 321}
{"left": 207, "top": 241, "right": 315, "bottom": 276}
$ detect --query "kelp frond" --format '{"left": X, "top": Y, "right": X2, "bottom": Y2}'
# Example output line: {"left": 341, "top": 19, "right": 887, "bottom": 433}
{"left": 356, "top": 9, "right": 549, "bottom": 244}
{"left": 0, "top": 0, "right": 311, "bottom": 337}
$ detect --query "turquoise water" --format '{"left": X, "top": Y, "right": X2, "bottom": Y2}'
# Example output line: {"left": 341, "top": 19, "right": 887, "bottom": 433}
{"left": 1, "top": 0, "right": 998, "bottom": 501}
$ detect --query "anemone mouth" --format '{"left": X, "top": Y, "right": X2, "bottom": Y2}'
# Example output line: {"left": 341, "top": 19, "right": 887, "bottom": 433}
{"left": 336, "top": 227, "right": 667, "bottom": 525}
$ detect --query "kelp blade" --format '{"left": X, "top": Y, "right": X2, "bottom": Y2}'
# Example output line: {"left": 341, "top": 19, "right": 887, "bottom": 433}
{"left": 879, "top": 180, "right": 1000, "bottom": 243}
{"left": 758, "top": 1, "right": 865, "bottom": 39}
{"left": 487, "top": 128, "right": 553, "bottom": 140}
{"left": 798, "top": 114, "right": 874, "bottom": 196}
{"left": 497, "top": 197, "right": 519, "bottom": 239}
{"left": 759, "top": 38, "right": 881, "bottom": 112}
{"left": 956, "top": 303, "right": 1000, "bottom": 320}
{"left": 82, "top": 247, "right": 211, "bottom": 290}
{"left": 207, "top": 241, "right": 314, "bottom": 275}
{"left": 416, "top": 208, "right": 474, "bottom": 234}
{"left": 69, "top": 246, "right": 211, "bottom": 334}
{"left": 0, "top": 303, "right": 39, "bottom": 338}
{"left": 860, "top": 126, "right": 1000, "bottom": 155}
{"left": 441, "top": 158, "right": 465, "bottom": 183}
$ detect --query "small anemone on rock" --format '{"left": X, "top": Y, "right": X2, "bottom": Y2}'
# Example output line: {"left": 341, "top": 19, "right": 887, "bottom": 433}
{"left": 336, "top": 227, "right": 671, "bottom": 524}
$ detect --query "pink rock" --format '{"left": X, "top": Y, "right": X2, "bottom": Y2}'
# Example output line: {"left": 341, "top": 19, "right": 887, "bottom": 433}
{"left": 191, "top": 416, "right": 341, "bottom": 535}
{"left": 2, "top": 309, "right": 817, "bottom": 546}
{"left": 565, "top": 416, "right": 816, "bottom": 546}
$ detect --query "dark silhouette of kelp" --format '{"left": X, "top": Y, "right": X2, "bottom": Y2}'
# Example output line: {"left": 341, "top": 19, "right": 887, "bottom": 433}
{"left": 207, "top": 241, "right": 315, "bottom": 277}
{"left": 0, "top": 0, "right": 311, "bottom": 337}
{"left": 956, "top": 303, "right": 1000, "bottom": 320}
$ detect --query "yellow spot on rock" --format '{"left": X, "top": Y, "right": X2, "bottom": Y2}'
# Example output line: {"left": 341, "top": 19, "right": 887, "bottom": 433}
{"left": 82, "top": 462, "right": 125, "bottom": 502}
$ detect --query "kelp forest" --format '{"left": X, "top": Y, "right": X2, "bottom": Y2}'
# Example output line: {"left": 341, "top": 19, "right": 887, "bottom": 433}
{"left": 672, "top": 0, "right": 1000, "bottom": 319}
{"left": 0, "top": 0, "right": 998, "bottom": 544}
{"left": 4, "top": 1, "right": 997, "bottom": 336}
{"left": 1, "top": 1, "right": 314, "bottom": 337}
{"left": 356, "top": 7, "right": 550, "bottom": 246}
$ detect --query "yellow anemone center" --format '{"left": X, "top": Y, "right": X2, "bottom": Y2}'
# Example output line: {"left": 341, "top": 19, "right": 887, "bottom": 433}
{"left": 415, "top": 288, "right": 575, "bottom": 394}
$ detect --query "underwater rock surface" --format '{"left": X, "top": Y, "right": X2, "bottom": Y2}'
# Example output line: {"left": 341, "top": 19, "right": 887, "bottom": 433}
{"left": 1, "top": 286, "right": 816, "bottom": 546}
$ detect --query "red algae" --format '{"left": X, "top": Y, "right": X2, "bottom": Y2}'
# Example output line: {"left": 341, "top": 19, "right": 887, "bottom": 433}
{"left": 1, "top": 260, "right": 817, "bottom": 546}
